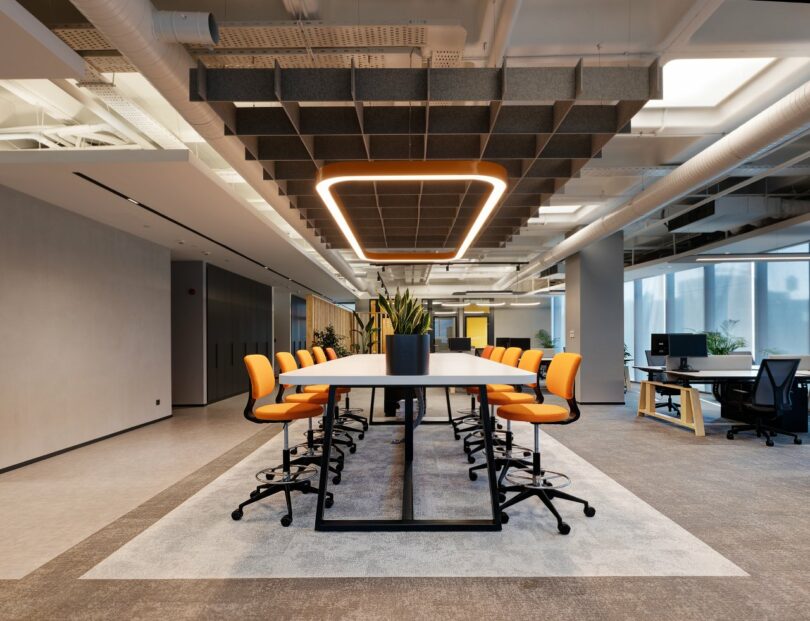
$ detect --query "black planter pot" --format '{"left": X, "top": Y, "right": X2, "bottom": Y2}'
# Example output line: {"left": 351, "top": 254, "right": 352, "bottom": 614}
{"left": 385, "top": 334, "right": 430, "bottom": 375}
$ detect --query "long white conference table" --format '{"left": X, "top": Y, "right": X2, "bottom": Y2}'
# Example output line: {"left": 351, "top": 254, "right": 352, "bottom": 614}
{"left": 280, "top": 352, "right": 535, "bottom": 532}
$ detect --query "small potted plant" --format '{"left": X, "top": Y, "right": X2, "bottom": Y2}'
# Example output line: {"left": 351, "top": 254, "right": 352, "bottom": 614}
{"left": 377, "top": 288, "right": 431, "bottom": 375}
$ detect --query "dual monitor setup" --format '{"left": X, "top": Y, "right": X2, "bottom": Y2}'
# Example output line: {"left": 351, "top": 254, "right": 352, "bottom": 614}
{"left": 651, "top": 333, "right": 709, "bottom": 371}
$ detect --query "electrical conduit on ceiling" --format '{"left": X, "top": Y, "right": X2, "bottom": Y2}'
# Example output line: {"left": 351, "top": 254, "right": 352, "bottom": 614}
{"left": 67, "top": 0, "right": 365, "bottom": 293}
{"left": 504, "top": 78, "right": 810, "bottom": 289}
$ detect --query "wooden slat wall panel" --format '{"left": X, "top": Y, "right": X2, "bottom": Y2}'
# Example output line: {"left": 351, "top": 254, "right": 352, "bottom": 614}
{"left": 306, "top": 295, "right": 353, "bottom": 351}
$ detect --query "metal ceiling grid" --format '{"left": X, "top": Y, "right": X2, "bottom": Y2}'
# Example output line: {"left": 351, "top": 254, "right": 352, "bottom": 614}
{"left": 191, "top": 62, "right": 659, "bottom": 256}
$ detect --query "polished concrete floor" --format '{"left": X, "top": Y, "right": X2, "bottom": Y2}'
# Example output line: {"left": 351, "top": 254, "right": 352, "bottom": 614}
{"left": 1, "top": 386, "right": 809, "bottom": 620}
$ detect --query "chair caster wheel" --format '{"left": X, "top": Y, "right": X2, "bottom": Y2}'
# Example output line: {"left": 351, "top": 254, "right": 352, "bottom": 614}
{"left": 454, "top": 435, "right": 460, "bottom": 441}
{"left": 558, "top": 522, "right": 571, "bottom": 535}
{"left": 523, "top": 451, "right": 531, "bottom": 457}
{"left": 335, "top": 464, "right": 344, "bottom": 472}
{"left": 795, "top": 437, "right": 803, "bottom": 445}
{"left": 726, "top": 430, "right": 734, "bottom": 440}
{"left": 333, "top": 475, "right": 341, "bottom": 485}
{"left": 349, "top": 445, "right": 357, "bottom": 454}
{"left": 499, "top": 493, "right": 506, "bottom": 502}
{"left": 766, "top": 439, "right": 774, "bottom": 447}
{"left": 231, "top": 509, "right": 243, "bottom": 521}
{"left": 500, "top": 512, "right": 509, "bottom": 524}
{"left": 290, "top": 448, "right": 298, "bottom": 455}
{"left": 358, "top": 433, "right": 365, "bottom": 440}
{"left": 325, "top": 496, "right": 334, "bottom": 509}
{"left": 249, "top": 490, "right": 259, "bottom": 499}
{"left": 362, "top": 424, "right": 369, "bottom": 431}
{"left": 468, "top": 471, "right": 477, "bottom": 481}
{"left": 467, "top": 455, "right": 475, "bottom": 464}
{"left": 584, "top": 506, "right": 596, "bottom": 517}
{"left": 280, "top": 515, "right": 292, "bottom": 527}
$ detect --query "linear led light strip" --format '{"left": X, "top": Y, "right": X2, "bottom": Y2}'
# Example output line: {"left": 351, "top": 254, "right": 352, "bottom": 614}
{"left": 694, "top": 253, "right": 810, "bottom": 262}
{"left": 315, "top": 161, "right": 508, "bottom": 263}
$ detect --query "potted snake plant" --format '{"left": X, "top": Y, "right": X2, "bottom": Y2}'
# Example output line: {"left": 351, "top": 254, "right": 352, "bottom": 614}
{"left": 377, "top": 288, "right": 431, "bottom": 375}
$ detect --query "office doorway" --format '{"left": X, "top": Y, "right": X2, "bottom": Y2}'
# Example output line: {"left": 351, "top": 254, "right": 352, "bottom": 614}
{"left": 464, "top": 315, "right": 490, "bottom": 349}
{"left": 291, "top": 295, "right": 307, "bottom": 353}
{"left": 432, "top": 314, "right": 458, "bottom": 352}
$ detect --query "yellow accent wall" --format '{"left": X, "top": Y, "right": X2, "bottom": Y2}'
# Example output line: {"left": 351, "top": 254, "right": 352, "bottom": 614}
{"left": 465, "top": 316, "right": 489, "bottom": 348}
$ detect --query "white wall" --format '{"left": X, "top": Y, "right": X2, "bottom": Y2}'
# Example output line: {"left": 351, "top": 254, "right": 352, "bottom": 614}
{"left": 0, "top": 185, "right": 171, "bottom": 470}
{"left": 494, "top": 305, "right": 552, "bottom": 348}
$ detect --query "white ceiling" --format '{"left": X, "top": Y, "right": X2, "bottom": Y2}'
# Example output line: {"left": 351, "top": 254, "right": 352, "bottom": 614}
{"left": 0, "top": 149, "right": 356, "bottom": 302}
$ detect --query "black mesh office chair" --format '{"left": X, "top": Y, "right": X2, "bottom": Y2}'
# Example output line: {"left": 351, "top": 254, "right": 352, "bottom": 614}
{"left": 727, "top": 358, "right": 803, "bottom": 446}
{"left": 645, "top": 350, "right": 680, "bottom": 415}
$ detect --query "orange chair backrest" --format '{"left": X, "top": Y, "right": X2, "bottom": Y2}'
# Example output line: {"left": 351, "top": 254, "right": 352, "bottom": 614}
{"left": 481, "top": 345, "right": 494, "bottom": 359}
{"left": 489, "top": 346, "right": 506, "bottom": 363}
{"left": 325, "top": 347, "right": 338, "bottom": 360}
{"left": 312, "top": 346, "right": 327, "bottom": 364}
{"left": 275, "top": 352, "right": 298, "bottom": 388}
{"left": 518, "top": 349, "right": 544, "bottom": 387}
{"left": 546, "top": 352, "right": 582, "bottom": 400}
{"left": 297, "top": 349, "right": 315, "bottom": 368}
{"left": 244, "top": 354, "right": 276, "bottom": 400}
{"left": 501, "top": 347, "right": 522, "bottom": 367}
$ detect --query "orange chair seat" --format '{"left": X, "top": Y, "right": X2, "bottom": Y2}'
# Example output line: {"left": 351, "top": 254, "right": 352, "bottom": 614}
{"left": 253, "top": 402, "right": 323, "bottom": 421}
{"left": 284, "top": 392, "right": 329, "bottom": 405}
{"left": 303, "top": 385, "right": 350, "bottom": 394}
{"left": 484, "top": 391, "right": 536, "bottom": 406}
{"left": 497, "top": 403, "right": 570, "bottom": 424}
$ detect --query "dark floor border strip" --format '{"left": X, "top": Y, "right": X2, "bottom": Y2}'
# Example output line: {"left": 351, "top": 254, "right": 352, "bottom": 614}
{"left": 0, "top": 414, "right": 172, "bottom": 475}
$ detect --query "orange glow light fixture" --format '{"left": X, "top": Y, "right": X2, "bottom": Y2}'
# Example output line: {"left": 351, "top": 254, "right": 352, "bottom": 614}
{"left": 315, "top": 161, "right": 508, "bottom": 263}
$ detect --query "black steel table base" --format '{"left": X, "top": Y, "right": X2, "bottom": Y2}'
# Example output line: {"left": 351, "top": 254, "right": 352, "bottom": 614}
{"left": 315, "top": 384, "right": 502, "bottom": 532}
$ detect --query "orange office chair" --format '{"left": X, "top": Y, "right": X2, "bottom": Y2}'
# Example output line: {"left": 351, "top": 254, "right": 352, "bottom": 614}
{"left": 489, "top": 346, "right": 506, "bottom": 363}
{"left": 232, "top": 355, "right": 334, "bottom": 526}
{"left": 468, "top": 350, "right": 544, "bottom": 480}
{"left": 297, "top": 349, "right": 365, "bottom": 440}
{"left": 312, "top": 346, "right": 328, "bottom": 364}
{"left": 276, "top": 352, "right": 355, "bottom": 476}
{"left": 496, "top": 353, "right": 595, "bottom": 534}
{"left": 480, "top": 345, "right": 494, "bottom": 359}
{"left": 308, "top": 347, "right": 369, "bottom": 430}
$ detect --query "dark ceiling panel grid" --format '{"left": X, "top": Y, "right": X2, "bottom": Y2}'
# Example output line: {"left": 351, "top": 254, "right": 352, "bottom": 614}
{"left": 191, "top": 61, "right": 658, "bottom": 254}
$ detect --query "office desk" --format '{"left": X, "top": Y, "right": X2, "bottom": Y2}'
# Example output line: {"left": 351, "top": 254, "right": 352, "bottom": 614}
{"left": 664, "top": 369, "right": 809, "bottom": 433}
{"left": 280, "top": 353, "right": 535, "bottom": 532}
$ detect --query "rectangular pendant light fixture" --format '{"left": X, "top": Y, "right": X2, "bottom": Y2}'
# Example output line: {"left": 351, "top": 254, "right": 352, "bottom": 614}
{"left": 315, "top": 161, "right": 508, "bottom": 263}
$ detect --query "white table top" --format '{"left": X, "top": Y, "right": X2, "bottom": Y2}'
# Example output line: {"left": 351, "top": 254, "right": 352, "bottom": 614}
{"left": 667, "top": 369, "right": 810, "bottom": 379}
{"left": 279, "top": 353, "right": 536, "bottom": 386}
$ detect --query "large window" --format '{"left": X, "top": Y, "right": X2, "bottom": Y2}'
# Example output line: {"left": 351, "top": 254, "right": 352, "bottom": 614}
{"left": 551, "top": 295, "right": 565, "bottom": 351}
{"left": 623, "top": 241, "right": 810, "bottom": 373}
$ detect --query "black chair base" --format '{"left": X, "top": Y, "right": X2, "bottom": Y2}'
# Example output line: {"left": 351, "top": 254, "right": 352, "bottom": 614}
{"left": 231, "top": 479, "right": 333, "bottom": 526}
{"left": 499, "top": 485, "right": 595, "bottom": 535}
{"left": 727, "top": 421, "right": 802, "bottom": 446}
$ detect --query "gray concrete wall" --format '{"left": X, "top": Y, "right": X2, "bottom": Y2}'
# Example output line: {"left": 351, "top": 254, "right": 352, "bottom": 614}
{"left": 0, "top": 184, "right": 171, "bottom": 470}
{"left": 494, "top": 305, "right": 552, "bottom": 348}
{"left": 565, "top": 232, "right": 625, "bottom": 403}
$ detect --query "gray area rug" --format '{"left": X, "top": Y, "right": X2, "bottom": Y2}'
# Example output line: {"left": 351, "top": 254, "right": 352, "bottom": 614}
{"left": 83, "top": 419, "right": 746, "bottom": 579}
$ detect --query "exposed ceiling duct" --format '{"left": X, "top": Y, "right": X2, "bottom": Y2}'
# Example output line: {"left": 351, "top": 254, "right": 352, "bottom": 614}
{"left": 67, "top": 0, "right": 365, "bottom": 294}
{"left": 153, "top": 11, "right": 219, "bottom": 46}
{"left": 667, "top": 196, "right": 810, "bottom": 233}
{"left": 282, "top": 0, "right": 320, "bottom": 21}
{"left": 504, "top": 77, "right": 810, "bottom": 288}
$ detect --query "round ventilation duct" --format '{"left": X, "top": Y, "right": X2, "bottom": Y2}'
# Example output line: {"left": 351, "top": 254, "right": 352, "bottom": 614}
{"left": 282, "top": 0, "right": 320, "bottom": 20}
{"left": 153, "top": 11, "right": 219, "bottom": 45}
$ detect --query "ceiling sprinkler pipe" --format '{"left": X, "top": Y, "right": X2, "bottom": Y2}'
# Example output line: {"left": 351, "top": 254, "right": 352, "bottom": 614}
{"left": 153, "top": 11, "right": 219, "bottom": 46}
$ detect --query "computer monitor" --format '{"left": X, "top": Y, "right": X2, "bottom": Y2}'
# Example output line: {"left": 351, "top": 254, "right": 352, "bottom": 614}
{"left": 448, "top": 337, "right": 472, "bottom": 352}
{"left": 667, "top": 333, "right": 708, "bottom": 371}
{"left": 651, "top": 333, "right": 669, "bottom": 356}
{"left": 509, "top": 337, "right": 531, "bottom": 350}
{"left": 495, "top": 337, "right": 510, "bottom": 348}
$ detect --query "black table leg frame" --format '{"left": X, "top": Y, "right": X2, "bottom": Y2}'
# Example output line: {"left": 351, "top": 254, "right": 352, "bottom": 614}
{"left": 314, "top": 384, "right": 502, "bottom": 532}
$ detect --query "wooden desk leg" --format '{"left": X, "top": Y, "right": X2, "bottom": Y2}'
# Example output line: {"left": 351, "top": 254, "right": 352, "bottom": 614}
{"left": 685, "top": 388, "right": 705, "bottom": 437}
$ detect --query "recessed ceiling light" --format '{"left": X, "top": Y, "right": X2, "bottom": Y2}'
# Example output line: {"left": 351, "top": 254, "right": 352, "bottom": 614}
{"left": 510, "top": 301, "right": 542, "bottom": 307}
{"left": 440, "top": 301, "right": 468, "bottom": 307}
{"left": 535, "top": 204, "right": 584, "bottom": 216}
{"left": 645, "top": 58, "right": 774, "bottom": 109}
{"left": 475, "top": 301, "right": 505, "bottom": 307}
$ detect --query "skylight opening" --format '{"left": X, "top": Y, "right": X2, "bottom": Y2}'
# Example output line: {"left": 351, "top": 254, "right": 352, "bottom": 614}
{"left": 645, "top": 58, "right": 775, "bottom": 109}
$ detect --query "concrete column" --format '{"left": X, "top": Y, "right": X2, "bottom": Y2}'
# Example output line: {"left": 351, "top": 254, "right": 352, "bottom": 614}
{"left": 564, "top": 232, "right": 625, "bottom": 404}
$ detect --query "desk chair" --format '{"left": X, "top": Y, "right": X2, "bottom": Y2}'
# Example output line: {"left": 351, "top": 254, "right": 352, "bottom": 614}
{"left": 451, "top": 344, "right": 499, "bottom": 435}
{"left": 461, "top": 347, "right": 523, "bottom": 459}
{"left": 276, "top": 352, "right": 355, "bottom": 471}
{"left": 325, "top": 347, "right": 338, "bottom": 361}
{"left": 727, "top": 358, "right": 803, "bottom": 446}
{"left": 232, "top": 355, "right": 334, "bottom": 526}
{"left": 496, "top": 353, "right": 595, "bottom": 534}
{"left": 296, "top": 349, "right": 365, "bottom": 440}
{"left": 468, "top": 349, "right": 544, "bottom": 481}
{"left": 313, "top": 347, "right": 369, "bottom": 430}
{"left": 645, "top": 350, "right": 680, "bottom": 415}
